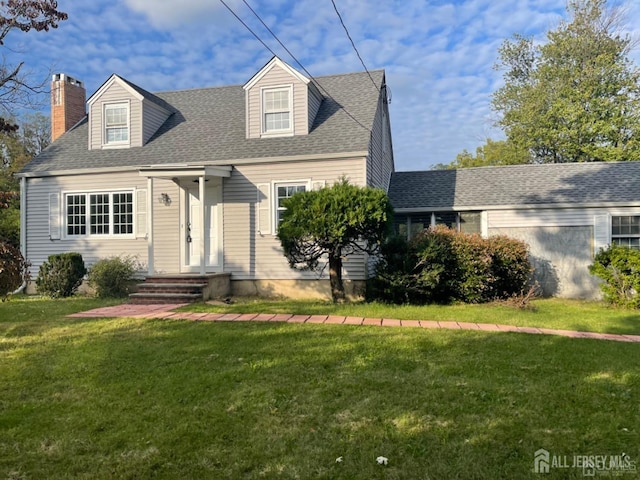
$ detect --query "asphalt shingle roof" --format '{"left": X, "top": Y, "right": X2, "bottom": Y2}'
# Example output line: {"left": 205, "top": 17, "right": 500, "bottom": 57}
{"left": 22, "top": 69, "right": 384, "bottom": 174}
{"left": 389, "top": 162, "right": 640, "bottom": 209}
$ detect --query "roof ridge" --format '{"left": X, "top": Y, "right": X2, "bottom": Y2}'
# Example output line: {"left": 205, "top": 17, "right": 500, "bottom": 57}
{"left": 152, "top": 69, "right": 382, "bottom": 96}
{"left": 394, "top": 161, "right": 640, "bottom": 175}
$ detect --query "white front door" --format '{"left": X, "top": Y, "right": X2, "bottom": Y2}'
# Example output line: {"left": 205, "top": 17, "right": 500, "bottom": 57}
{"left": 181, "top": 180, "right": 222, "bottom": 272}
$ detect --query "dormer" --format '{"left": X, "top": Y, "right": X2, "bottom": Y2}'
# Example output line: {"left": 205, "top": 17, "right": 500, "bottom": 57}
{"left": 243, "top": 57, "right": 323, "bottom": 139}
{"left": 86, "top": 74, "right": 173, "bottom": 150}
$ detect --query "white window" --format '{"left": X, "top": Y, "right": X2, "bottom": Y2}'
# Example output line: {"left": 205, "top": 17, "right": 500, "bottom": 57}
{"left": 612, "top": 216, "right": 640, "bottom": 249}
{"left": 65, "top": 191, "right": 134, "bottom": 237}
{"left": 263, "top": 87, "right": 292, "bottom": 134}
{"left": 395, "top": 211, "right": 483, "bottom": 239}
{"left": 275, "top": 183, "right": 306, "bottom": 225}
{"left": 66, "top": 194, "right": 87, "bottom": 236}
{"left": 104, "top": 103, "right": 129, "bottom": 145}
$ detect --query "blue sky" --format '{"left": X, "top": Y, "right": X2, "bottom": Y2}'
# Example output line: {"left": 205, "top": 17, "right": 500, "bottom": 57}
{"left": 9, "top": 0, "right": 640, "bottom": 171}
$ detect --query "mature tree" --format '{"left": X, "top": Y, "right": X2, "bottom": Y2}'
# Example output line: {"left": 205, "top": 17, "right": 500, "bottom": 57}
{"left": 0, "top": 113, "right": 49, "bottom": 246}
{"left": 0, "top": 1, "right": 67, "bottom": 132}
{"left": 492, "top": 0, "right": 640, "bottom": 163}
{"left": 277, "top": 179, "right": 394, "bottom": 303}
{"left": 20, "top": 111, "right": 49, "bottom": 157}
{"left": 435, "top": 138, "right": 532, "bottom": 169}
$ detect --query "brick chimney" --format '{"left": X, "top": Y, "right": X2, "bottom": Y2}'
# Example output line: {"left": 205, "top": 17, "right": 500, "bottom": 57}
{"left": 51, "top": 73, "right": 86, "bottom": 142}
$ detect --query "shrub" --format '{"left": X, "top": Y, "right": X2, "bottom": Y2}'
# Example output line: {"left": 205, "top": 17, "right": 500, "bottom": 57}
{"left": 36, "top": 252, "right": 86, "bottom": 298}
{"left": 88, "top": 256, "right": 139, "bottom": 298}
{"left": 488, "top": 235, "right": 533, "bottom": 299}
{"left": 450, "top": 231, "right": 494, "bottom": 303}
{"left": 410, "top": 226, "right": 460, "bottom": 303}
{"left": 368, "top": 226, "right": 532, "bottom": 304}
{"left": 0, "top": 241, "right": 30, "bottom": 300}
{"left": 367, "top": 235, "right": 423, "bottom": 304}
{"left": 589, "top": 243, "right": 640, "bottom": 308}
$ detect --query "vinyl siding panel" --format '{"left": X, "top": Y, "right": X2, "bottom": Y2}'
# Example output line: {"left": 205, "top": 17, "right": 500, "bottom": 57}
{"left": 308, "top": 86, "right": 322, "bottom": 131}
{"left": 487, "top": 206, "right": 640, "bottom": 229}
{"left": 149, "top": 178, "right": 181, "bottom": 273}
{"left": 142, "top": 100, "right": 171, "bottom": 145}
{"left": 89, "top": 82, "right": 142, "bottom": 149}
{"left": 246, "top": 64, "right": 309, "bottom": 138}
{"left": 365, "top": 91, "right": 394, "bottom": 276}
{"left": 366, "top": 93, "right": 394, "bottom": 191}
{"left": 24, "top": 172, "right": 149, "bottom": 277}
{"left": 223, "top": 157, "right": 367, "bottom": 280}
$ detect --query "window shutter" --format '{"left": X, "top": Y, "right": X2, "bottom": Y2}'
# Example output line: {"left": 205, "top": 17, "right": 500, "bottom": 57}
{"left": 136, "top": 189, "right": 148, "bottom": 238}
{"left": 49, "top": 192, "right": 61, "bottom": 240}
{"left": 311, "top": 180, "right": 325, "bottom": 191}
{"left": 593, "top": 214, "right": 611, "bottom": 255}
{"left": 257, "top": 183, "right": 271, "bottom": 235}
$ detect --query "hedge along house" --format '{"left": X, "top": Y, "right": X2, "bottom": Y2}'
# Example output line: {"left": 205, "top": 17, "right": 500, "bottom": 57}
{"left": 18, "top": 57, "right": 394, "bottom": 301}
{"left": 388, "top": 162, "right": 640, "bottom": 299}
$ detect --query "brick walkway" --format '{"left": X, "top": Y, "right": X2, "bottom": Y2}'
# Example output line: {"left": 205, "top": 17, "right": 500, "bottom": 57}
{"left": 66, "top": 304, "right": 640, "bottom": 343}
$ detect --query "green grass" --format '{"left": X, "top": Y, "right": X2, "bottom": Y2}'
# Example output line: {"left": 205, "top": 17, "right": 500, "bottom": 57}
{"left": 181, "top": 297, "right": 640, "bottom": 335}
{"left": 1, "top": 297, "right": 639, "bottom": 478}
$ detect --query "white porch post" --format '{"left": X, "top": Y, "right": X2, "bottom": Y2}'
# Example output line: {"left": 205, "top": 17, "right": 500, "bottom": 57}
{"left": 147, "top": 177, "right": 154, "bottom": 276}
{"left": 198, "top": 175, "right": 206, "bottom": 275}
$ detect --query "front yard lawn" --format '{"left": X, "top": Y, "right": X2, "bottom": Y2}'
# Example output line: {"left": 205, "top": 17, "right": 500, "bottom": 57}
{"left": 182, "top": 297, "right": 640, "bottom": 335}
{"left": 1, "top": 297, "right": 639, "bottom": 478}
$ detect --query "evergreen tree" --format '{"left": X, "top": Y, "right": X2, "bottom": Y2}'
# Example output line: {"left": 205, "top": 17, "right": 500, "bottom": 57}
{"left": 277, "top": 179, "right": 393, "bottom": 303}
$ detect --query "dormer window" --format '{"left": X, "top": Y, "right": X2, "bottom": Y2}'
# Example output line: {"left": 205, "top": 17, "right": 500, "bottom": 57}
{"left": 262, "top": 87, "right": 292, "bottom": 135}
{"left": 104, "top": 102, "right": 129, "bottom": 146}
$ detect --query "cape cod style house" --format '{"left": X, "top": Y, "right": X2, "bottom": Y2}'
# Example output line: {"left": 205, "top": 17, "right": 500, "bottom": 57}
{"left": 18, "top": 57, "right": 394, "bottom": 301}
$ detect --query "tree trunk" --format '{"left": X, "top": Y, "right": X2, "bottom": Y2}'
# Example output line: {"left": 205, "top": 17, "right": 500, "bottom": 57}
{"left": 328, "top": 251, "right": 345, "bottom": 303}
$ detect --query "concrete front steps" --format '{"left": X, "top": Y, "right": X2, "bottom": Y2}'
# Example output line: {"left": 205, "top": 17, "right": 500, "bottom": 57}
{"left": 129, "top": 274, "right": 230, "bottom": 304}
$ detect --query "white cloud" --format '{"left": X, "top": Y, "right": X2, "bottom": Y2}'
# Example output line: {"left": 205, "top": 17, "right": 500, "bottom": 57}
{"left": 13, "top": 0, "right": 640, "bottom": 170}
{"left": 122, "top": 0, "right": 238, "bottom": 28}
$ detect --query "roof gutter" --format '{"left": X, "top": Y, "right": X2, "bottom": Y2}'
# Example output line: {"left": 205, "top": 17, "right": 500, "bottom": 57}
{"left": 393, "top": 201, "right": 640, "bottom": 213}
{"left": 16, "top": 151, "right": 369, "bottom": 179}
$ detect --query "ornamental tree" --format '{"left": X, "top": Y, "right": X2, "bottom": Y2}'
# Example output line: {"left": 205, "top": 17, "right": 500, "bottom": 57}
{"left": 277, "top": 179, "right": 394, "bottom": 303}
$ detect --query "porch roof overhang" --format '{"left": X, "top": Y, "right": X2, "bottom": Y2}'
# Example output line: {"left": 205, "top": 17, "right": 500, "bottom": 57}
{"left": 138, "top": 165, "right": 232, "bottom": 179}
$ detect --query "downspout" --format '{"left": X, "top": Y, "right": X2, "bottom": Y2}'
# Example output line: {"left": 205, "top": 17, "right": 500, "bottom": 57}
{"left": 13, "top": 176, "right": 27, "bottom": 294}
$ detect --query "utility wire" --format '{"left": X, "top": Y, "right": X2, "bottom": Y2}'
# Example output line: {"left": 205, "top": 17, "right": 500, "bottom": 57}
{"left": 219, "top": 0, "right": 372, "bottom": 133}
{"left": 218, "top": 0, "right": 279, "bottom": 58}
{"left": 239, "top": 0, "right": 371, "bottom": 132}
{"left": 330, "top": 0, "right": 379, "bottom": 92}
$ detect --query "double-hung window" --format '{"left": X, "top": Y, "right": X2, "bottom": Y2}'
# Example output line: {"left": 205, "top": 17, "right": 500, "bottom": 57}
{"left": 104, "top": 103, "right": 129, "bottom": 145}
{"left": 263, "top": 87, "right": 292, "bottom": 134}
{"left": 65, "top": 191, "right": 134, "bottom": 237}
{"left": 275, "top": 183, "right": 306, "bottom": 225}
{"left": 611, "top": 216, "right": 640, "bottom": 249}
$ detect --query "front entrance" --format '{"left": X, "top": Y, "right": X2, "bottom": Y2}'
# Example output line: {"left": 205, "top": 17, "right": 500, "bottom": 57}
{"left": 180, "top": 179, "right": 223, "bottom": 273}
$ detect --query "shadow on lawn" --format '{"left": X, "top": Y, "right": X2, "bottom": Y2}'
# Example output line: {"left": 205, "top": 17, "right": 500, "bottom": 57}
{"left": 5, "top": 319, "right": 640, "bottom": 479}
{"left": 562, "top": 311, "right": 640, "bottom": 335}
